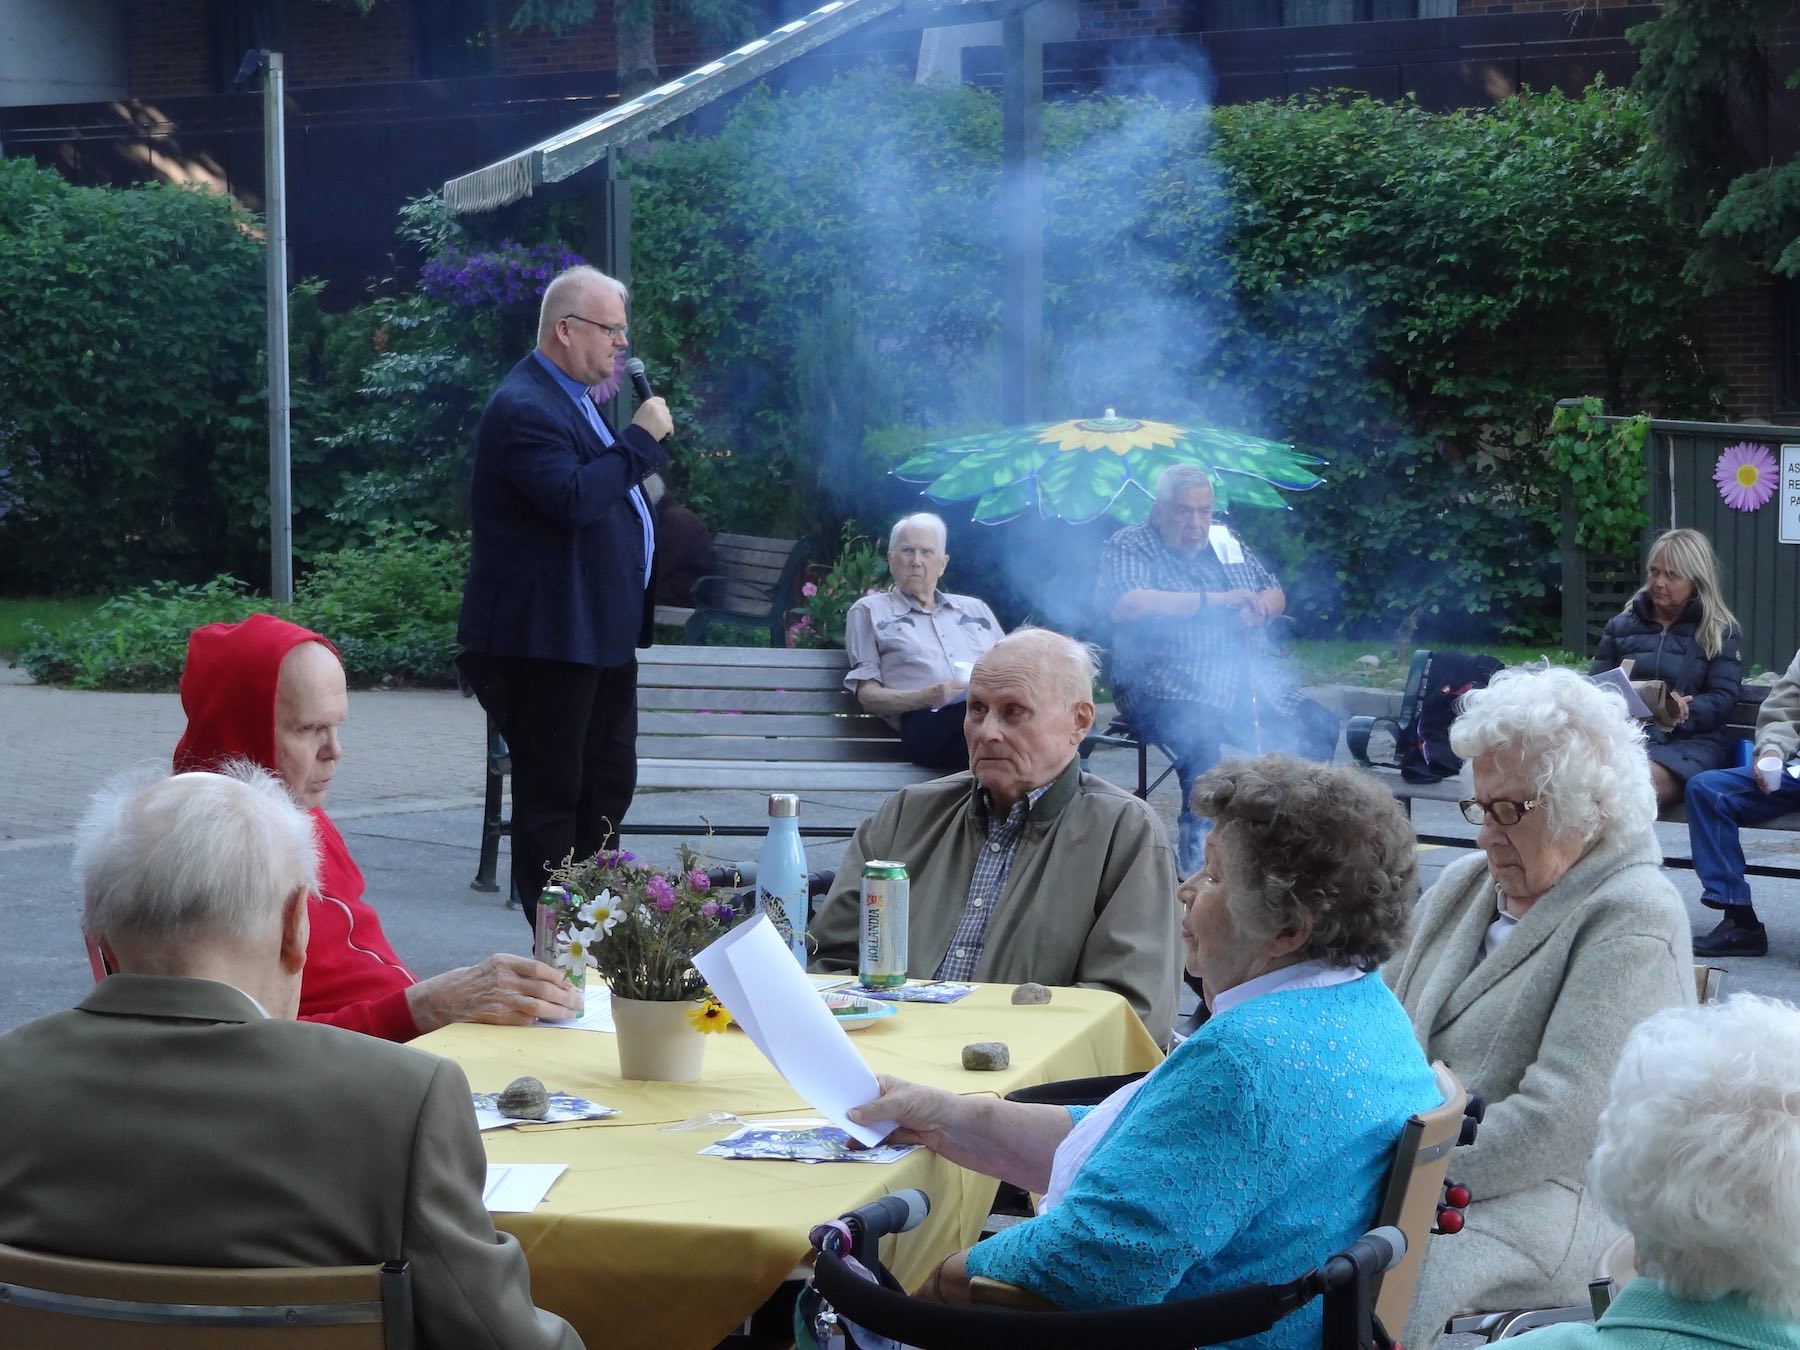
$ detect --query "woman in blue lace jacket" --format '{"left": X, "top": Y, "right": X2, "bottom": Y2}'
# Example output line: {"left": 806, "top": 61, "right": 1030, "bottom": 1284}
{"left": 850, "top": 755, "right": 1443, "bottom": 1350}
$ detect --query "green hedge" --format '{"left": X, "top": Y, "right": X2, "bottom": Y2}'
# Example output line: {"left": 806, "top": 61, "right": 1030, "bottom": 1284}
{"left": 21, "top": 526, "right": 467, "bottom": 690}
{"left": 0, "top": 161, "right": 267, "bottom": 591}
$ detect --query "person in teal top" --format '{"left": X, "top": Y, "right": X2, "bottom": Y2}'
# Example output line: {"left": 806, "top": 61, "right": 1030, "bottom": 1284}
{"left": 1525, "top": 995, "right": 1800, "bottom": 1350}
{"left": 850, "top": 755, "right": 1443, "bottom": 1350}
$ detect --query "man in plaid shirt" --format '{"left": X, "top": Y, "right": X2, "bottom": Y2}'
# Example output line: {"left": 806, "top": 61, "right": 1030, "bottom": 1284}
{"left": 1098, "top": 465, "right": 1338, "bottom": 872}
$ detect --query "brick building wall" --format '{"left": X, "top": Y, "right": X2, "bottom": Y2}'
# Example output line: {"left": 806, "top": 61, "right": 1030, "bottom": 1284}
{"left": 125, "top": 0, "right": 211, "bottom": 96}
{"left": 124, "top": 0, "right": 747, "bottom": 96}
{"left": 283, "top": 0, "right": 415, "bottom": 85}
{"left": 1075, "top": 0, "right": 1188, "bottom": 41}
{"left": 1693, "top": 282, "right": 1778, "bottom": 422}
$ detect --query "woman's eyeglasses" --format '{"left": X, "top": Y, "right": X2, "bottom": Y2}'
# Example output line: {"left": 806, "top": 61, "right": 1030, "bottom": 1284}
{"left": 1458, "top": 796, "right": 1548, "bottom": 827}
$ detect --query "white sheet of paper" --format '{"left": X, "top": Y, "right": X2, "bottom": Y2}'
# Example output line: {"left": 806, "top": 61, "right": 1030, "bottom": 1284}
{"left": 1208, "top": 524, "right": 1244, "bottom": 565}
{"left": 482, "top": 1163, "right": 567, "bottom": 1213}
{"left": 693, "top": 915, "right": 894, "bottom": 1147}
{"left": 1589, "top": 667, "right": 1654, "bottom": 720}
{"left": 536, "top": 995, "right": 616, "bottom": 1033}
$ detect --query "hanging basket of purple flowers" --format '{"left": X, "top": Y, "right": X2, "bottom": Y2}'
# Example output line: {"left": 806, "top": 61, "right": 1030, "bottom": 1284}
{"left": 420, "top": 239, "right": 585, "bottom": 309}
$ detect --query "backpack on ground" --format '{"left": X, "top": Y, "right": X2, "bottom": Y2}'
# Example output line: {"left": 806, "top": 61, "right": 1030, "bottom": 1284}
{"left": 1400, "top": 651, "right": 1504, "bottom": 783}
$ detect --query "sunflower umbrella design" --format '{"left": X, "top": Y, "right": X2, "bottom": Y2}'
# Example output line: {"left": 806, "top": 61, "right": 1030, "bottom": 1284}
{"left": 893, "top": 411, "right": 1326, "bottom": 525}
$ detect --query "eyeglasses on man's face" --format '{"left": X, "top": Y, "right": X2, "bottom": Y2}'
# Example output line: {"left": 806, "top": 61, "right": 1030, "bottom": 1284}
{"left": 1458, "top": 796, "right": 1548, "bottom": 827}
{"left": 564, "top": 313, "right": 629, "bottom": 342}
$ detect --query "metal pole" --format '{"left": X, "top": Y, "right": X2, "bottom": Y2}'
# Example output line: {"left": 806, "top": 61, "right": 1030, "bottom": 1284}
{"left": 264, "top": 51, "right": 293, "bottom": 604}
{"left": 1000, "top": 3, "right": 1044, "bottom": 425}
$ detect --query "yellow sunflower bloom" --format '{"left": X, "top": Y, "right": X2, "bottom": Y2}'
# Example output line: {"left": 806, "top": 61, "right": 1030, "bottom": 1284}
{"left": 1034, "top": 414, "right": 1186, "bottom": 457}
{"left": 687, "top": 996, "right": 733, "bottom": 1034}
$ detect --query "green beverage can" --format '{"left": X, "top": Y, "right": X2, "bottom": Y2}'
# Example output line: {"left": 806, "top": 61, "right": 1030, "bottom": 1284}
{"left": 858, "top": 861, "right": 910, "bottom": 988}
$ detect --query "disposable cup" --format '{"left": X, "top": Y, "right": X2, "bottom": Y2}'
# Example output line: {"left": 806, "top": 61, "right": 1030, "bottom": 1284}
{"left": 1757, "top": 756, "right": 1782, "bottom": 793}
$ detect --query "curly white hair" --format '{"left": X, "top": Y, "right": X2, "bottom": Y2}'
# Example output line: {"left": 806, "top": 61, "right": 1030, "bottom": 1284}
{"left": 1591, "top": 994, "right": 1800, "bottom": 1319}
{"left": 1449, "top": 666, "right": 1657, "bottom": 844}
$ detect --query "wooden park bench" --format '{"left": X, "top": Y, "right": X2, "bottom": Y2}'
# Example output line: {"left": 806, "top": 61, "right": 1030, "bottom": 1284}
{"left": 1346, "top": 650, "right": 1800, "bottom": 878}
{"left": 651, "top": 533, "right": 811, "bottom": 647}
{"left": 470, "top": 645, "right": 1143, "bottom": 890}
{"left": 471, "top": 646, "right": 934, "bottom": 890}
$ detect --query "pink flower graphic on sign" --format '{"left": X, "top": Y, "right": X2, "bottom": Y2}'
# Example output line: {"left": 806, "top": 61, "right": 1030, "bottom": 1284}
{"left": 1714, "top": 442, "right": 1777, "bottom": 511}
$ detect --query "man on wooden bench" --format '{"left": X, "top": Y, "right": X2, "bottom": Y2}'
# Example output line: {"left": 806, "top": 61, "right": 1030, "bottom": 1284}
{"left": 810, "top": 628, "right": 1181, "bottom": 1041}
{"left": 1097, "top": 464, "right": 1338, "bottom": 875}
{"left": 1684, "top": 646, "right": 1800, "bottom": 957}
{"left": 843, "top": 512, "right": 1004, "bottom": 772}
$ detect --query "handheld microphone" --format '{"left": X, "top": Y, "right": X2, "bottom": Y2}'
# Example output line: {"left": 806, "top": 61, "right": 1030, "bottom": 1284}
{"left": 845, "top": 1189, "right": 930, "bottom": 1248}
{"left": 625, "top": 357, "right": 654, "bottom": 403}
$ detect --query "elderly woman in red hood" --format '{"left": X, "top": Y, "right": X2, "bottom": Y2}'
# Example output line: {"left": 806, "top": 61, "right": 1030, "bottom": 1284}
{"left": 172, "top": 614, "right": 579, "bottom": 1041}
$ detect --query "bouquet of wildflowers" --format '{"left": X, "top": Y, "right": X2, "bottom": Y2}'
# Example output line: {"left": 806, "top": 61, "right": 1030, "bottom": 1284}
{"left": 546, "top": 844, "right": 738, "bottom": 1003}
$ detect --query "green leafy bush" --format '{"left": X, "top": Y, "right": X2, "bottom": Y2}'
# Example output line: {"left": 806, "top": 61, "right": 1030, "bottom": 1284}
{"left": 0, "top": 160, "right": 266, "bottom": 591}
{"left": 788, "top": 525, "right": 887, "bottom": 648}
{"left": 19, "top": 526, "right": 469, "bottom": 690}
{"left": 291, "top": 524, "right": 469, "bottom": 685}
{"left": 19, "top": 578, "right": 265, "bottom": 690}
{"left": 1545, "top": 397, "right": 1651, "bottom": 555}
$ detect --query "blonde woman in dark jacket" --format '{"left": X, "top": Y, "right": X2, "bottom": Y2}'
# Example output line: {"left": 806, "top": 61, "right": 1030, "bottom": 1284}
{"left": 1590, "top": 528, "right": 1743, "bottom": 810}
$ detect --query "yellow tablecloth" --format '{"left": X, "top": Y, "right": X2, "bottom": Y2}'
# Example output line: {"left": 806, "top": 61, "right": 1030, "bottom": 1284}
{"left": 421, "top": 983, "right": 1162, "bottom": 1350}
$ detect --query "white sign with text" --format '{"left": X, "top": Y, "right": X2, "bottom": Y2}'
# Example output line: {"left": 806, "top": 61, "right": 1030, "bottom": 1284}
{"left": 1781, "top": 444, "right": 1800, "bottom": 544}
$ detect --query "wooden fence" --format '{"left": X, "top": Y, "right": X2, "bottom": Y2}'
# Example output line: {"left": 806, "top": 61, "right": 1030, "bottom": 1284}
{"left": 1563, "top": 416, "right": 1800, "bottom": 673}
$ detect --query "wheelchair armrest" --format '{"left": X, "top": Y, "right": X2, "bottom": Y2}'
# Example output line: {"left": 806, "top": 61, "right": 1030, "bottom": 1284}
{"left": 969, "top": 1277, "right": 1058, "bottom": 1312}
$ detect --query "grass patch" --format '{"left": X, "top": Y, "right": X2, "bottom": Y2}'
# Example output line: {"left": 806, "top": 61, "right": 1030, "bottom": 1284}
{"left": 1286, "top": 639, "right": 1587, "bottom": 691}
{"left": 0, "top": 596, "right": 108, "bottom": 660}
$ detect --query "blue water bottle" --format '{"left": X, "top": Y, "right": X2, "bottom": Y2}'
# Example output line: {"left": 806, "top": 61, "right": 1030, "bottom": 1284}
{"left": 757, "top": 792, "right": 809, "bottom": 965}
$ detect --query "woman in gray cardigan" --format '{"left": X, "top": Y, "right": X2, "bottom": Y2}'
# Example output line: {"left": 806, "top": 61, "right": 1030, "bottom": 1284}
{"left": 1385, "top": 667, "right": 1694, "bottom": 1347}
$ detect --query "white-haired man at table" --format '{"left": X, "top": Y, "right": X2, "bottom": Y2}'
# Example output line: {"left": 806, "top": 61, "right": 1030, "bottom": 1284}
{"left": 0, "top": 766, "right": 581, "bottom": 1350}
{"left": 812, "top": 627, "right": 1182, "bottom": 1041}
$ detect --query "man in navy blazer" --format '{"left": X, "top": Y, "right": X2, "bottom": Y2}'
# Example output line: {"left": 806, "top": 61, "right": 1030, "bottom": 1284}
{"left": 458, "top": 265, "right": 673, "bottom": 925}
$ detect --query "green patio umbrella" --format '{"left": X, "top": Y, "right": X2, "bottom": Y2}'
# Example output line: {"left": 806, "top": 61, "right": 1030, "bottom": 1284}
{"left": 893, "top": 410, "right": 1326, "bottom": 525}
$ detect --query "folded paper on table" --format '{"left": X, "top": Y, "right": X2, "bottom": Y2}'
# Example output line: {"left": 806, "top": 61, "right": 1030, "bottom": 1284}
{"left": 699, "top": 1119, "right": 918, "bottom": 1163}
{"left": 693, "top": 914, "right": 895, "bottom": 1147}
{"left": 852, "top": 980, "right": 976, "bottom": 1004}
{"left": 472, "top": 1092, "right": 618, "bottom": 1131}
{"left": 536, "top": 997, "right": 616, "bottom": 1034}
{"left": 482, "top": 1163, "right": 567, "bottom": 1213}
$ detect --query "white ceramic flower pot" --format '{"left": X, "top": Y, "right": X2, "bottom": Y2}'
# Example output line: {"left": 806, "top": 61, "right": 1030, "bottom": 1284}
{"left": 610, "top": 993, "right": 706, "bottom": 1083}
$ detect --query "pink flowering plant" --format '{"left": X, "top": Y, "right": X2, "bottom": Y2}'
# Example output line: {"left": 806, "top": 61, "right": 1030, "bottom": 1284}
{"left": 787, "top": 524, "right": 889, "bottom": 649}
{"left": 546, "top": 843, "right": 734, "bottom": 1001}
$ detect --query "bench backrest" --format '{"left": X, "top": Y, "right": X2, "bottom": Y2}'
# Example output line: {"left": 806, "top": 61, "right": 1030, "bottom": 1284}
{"left": 693, "top": 534, "right": 812, "bottom": 619}
{"left": 637, "top": 646, "right": 904, "bottom": 761}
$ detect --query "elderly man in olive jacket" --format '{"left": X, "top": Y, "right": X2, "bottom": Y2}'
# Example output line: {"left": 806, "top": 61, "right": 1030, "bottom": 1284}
{"left": 810, "top": 628, "right": 1181, "bottom": 1042}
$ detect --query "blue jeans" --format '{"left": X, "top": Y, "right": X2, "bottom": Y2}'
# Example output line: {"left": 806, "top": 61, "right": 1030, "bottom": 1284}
{"left": 1125, "top": 692, "right": 1339, "bottom": 875}
{"left": 1684, "top": 765, "right": 1800, "bottom": 909}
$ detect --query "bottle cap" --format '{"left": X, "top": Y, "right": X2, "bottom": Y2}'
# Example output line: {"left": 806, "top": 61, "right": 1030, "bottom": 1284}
{"left": 768, "top": 793, "right": 799, "bottom": 818}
